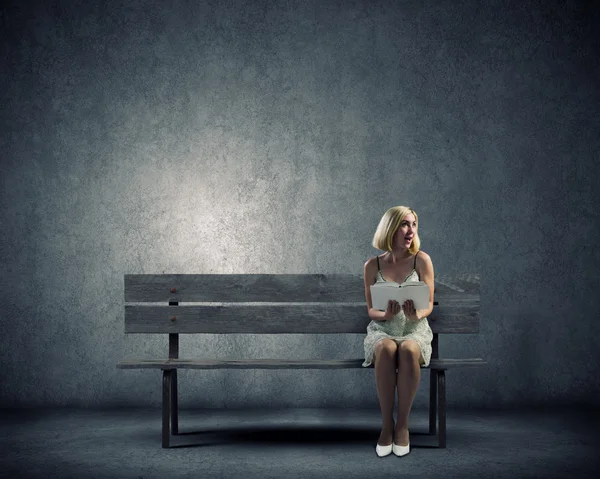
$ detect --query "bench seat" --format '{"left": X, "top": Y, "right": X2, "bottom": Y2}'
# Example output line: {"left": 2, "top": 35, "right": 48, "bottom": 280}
{"left": 117, "top": 358, "right": 486, "bottom": 370}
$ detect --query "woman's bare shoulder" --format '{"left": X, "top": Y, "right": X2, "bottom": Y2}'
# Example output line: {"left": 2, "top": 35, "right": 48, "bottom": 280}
{"left": 364, "top": 254, "right": 383, "bottom": 267}
{"left": 416, "top": 250, "right": 433, "bottom": 269}
{"left": 417, "top": 250, "right": 431, "bottom": 261}
{"left": 363, "top": 255, "right": 381, "bottom": 286}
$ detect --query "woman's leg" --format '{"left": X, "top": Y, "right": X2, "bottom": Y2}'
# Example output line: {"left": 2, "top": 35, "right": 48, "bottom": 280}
{"left": 395, "top": 340, "right": 423, "bottom": 446}
{"left": 373, "top": 338, "right": 398, "bottom": 446}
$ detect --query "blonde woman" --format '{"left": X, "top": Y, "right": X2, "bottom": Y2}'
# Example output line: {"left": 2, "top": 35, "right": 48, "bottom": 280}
{"left": 362, "top": 206, "right": 435, "bottom": 457}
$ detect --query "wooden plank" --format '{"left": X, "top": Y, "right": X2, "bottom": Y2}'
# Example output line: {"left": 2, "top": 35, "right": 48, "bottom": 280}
{"left": 438, "top": 370, "right": 446, "bottom": 448}
{"left": 125, "top": 274, "right": 367, "bottom": 303}
{"left": 429, "top": 358, "right": 486, "bottom": 369}
{"left": 116, "top": 358, "right": 383, "bottom": 369}
{"left": 170, "top": 370, "right": 178, "bottom": 435}
{"left": 169, "top": 334, "right": 179, "bottom": 358}
{"left": 124, "top": 301, "right": 480, "bottom": 334}
{"left": 427, "top": 294, "right": 481, "bottom": 333}
{"left": 124, "top": 273, "right": 480, "bottom": 302}
{"left": 429, "top": 370, "right": 437, "bottom": 435}
{"left": 433, "top": 274, "right": 480, "bottom": 294}
{"left": 116, "top": 358, "right": 487, "bottom": 369}
{"left": 162, "top": 370, "right": 171, "bottom": 448}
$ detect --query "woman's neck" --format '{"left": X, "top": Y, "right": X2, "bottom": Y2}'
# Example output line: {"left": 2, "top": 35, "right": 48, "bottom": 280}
{"left": 386, "top": 250, "right": 413, "bottom": 265}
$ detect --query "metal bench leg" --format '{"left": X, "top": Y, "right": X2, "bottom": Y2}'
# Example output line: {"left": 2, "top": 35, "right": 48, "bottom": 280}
{"left": 171, "top": 369, "right": 178, "bottom": 435}
{"left": 162, "top": 369, "right": 172, "bottom": 448}
{"left": 429, "top": 369, "right": 437, "bottom": 435}
{"left": 438, "top": 370, "right": 446, "bottom": 448}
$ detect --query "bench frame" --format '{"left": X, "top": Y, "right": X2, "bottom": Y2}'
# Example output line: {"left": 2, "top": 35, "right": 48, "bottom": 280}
{"left": 117, "top": 273, "right": 485, "bottom": 448}
{"left": 157, "top": 334, "right": 453, "bottom": 448}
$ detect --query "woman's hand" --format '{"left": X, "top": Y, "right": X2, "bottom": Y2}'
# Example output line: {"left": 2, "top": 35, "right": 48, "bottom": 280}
{"left": 402, "top": 300, "right": 422, "bottom": 321}
{"left": 383, "top": 300, "right": 401, "bottom": 320}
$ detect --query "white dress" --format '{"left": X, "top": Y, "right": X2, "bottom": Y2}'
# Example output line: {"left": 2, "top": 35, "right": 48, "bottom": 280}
{"left": 362, "top": 253, "right": 433, "bottom": 368}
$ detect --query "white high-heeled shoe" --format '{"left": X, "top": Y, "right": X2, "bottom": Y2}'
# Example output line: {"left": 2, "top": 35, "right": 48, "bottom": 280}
{"left": 376, "top": 442, "right": 393, "bottom": 457}
{"left": 392, "top": 441, "right": 410, "bottom": 457}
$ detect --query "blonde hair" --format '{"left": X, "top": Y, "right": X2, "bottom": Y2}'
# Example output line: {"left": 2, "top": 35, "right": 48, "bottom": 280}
{"left": 372, "top": 206, "right": 421, "bottom": 255}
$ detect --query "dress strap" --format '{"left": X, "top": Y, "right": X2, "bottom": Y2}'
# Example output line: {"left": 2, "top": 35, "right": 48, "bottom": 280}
{"left": 377, "top": 255, "right": 381, "bottom": 272}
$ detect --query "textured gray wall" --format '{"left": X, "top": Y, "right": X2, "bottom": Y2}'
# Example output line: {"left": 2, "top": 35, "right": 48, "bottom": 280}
{"left": 1, "top": 0, "right": 599, "bottom": 409}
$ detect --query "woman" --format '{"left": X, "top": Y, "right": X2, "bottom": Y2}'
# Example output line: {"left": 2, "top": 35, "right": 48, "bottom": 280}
{"left": 362, "top": 206, "right": 435, "bottom": 457}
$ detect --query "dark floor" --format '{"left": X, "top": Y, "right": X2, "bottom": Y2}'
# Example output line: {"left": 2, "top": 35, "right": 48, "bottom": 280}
{"left": 1, "top": 406, "right": 599, "bottom": 479}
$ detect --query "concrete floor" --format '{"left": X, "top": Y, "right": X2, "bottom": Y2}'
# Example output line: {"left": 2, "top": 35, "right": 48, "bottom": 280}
{"left": 2, "top": 407, "right": 599, "bottom": 479}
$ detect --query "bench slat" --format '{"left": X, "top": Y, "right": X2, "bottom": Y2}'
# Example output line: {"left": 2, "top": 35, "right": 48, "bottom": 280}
{"left": 116, "top": 358, "right": 487, "bottom": 369}
{"left": 434, "top": 274, "right": 481, "bottom": 294}
{"left": 125, "top": 274, "right": 479, "bottom": 302}
{"left": 124, "top": 299, "right": 480, "bottom": 334}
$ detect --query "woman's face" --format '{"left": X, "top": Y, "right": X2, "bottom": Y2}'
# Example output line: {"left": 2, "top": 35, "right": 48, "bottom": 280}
{"left": 393, "top": 213, "right": 417, "bottom": 249}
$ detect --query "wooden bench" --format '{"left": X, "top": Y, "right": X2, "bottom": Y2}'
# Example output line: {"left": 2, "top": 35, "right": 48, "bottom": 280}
{"left": 117, "top": 273, "right": 485, "bottom": 448}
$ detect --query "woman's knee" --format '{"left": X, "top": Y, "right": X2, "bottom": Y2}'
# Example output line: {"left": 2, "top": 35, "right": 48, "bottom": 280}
{"left": 374, "top": 339, "right": 398, "bottom": 360}
{"left": 398, "top": 340, "right": 421, "bottom": 361}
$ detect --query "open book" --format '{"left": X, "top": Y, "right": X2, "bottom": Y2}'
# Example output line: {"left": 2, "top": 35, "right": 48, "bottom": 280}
{"left": 370, "top": 281, "right": 430, "bottom": 311}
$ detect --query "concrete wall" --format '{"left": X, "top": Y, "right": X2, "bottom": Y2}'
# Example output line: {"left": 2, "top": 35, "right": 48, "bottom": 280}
{"left": 1, "top": 0, "right": 599, "bottom": 409}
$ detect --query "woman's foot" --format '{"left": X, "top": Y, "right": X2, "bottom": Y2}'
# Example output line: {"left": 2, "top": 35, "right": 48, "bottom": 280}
{"left": 394, "top": 425, "right": 409, "bottom": 447}
{"left": 377, "top": 420, "right": 395, "bottom": 447}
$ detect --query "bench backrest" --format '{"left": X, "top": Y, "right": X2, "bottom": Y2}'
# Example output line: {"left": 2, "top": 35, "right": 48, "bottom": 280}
{"left": 124, "top": 274, "right": 480, "bottom": 335}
